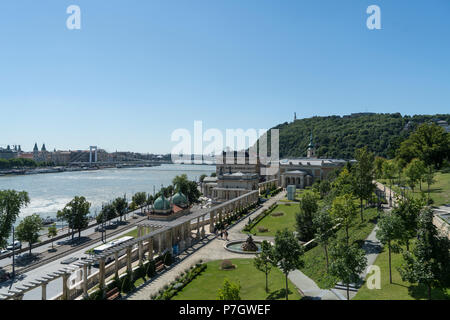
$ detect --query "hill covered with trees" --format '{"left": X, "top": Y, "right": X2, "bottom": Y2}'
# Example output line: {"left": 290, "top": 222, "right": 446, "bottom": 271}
{"left": 272, "top": 113, "right": 450, "bottom": 159}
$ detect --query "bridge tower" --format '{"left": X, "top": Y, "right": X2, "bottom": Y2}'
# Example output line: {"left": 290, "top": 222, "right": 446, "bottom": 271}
{"left": 89, "top": 146, "right": 98, "bottom": 164}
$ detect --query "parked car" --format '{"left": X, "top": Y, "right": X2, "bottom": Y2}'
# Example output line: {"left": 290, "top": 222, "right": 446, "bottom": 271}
{"left": 6, "top": 241, "right": 21, "bottom": 251}
{"left": 0, "top": 249, "right": 9, "bottom": 256}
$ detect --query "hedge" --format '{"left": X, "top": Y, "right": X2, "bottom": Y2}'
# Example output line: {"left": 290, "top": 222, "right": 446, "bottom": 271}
{"left": 154, "top": 263, "right": 207, "bottom": 300}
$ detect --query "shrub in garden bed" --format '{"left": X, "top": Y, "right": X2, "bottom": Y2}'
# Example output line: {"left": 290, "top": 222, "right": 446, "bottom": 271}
{"left": 271, "top": 212, "right": 284, "bottom": 217}
{"left": 106, "top": 276, "right": 121, "bottom": 293}
{"left": 163, "top": 252, "right": 174, "bottom": 266}
{"left": 257, "top": 226, "right": 269, "bottom": 233}
{"left": 220, "top": 259, "right": 236, "bottom": 270}
{"left": 134, "top": 265, "right": 147, "bottom": 282}
{"left": 146, "top": 260, "right": 156, "bottom": 278}
{"left": 121, "top": 271, "right": 135, "bottom": 294}
{"left": 155, "top": 263, "right": 207, "bottom": 300}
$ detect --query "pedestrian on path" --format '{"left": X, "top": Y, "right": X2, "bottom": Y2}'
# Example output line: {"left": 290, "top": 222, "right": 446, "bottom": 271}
{"left": 219, "top": 229, "right": 223, "bottom": 239}
{"left": 224, "top": 230, "right": 229, "bottom": 241}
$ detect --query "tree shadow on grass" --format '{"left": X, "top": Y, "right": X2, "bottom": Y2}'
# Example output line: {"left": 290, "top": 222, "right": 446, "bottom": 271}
{"left": 408, "top": 284, "right": 450, "bottom": 300}
{"left": 266, "top": 287, "right": 294, "bottom": 300}
{"left": 391, "top": 281, "right": 408, "bottom": 289}
{"left": 427, "top": 187, "right": 443, "bottom": 195}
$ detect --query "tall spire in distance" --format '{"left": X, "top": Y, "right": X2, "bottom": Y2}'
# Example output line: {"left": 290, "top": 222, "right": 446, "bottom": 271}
{"left": 307, "top": 132, "right": 316, "bottom": 158}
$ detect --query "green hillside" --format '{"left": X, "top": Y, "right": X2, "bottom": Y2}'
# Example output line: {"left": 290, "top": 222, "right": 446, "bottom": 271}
{"left": 271, "top": 113, "right": 450, "bottom": 159}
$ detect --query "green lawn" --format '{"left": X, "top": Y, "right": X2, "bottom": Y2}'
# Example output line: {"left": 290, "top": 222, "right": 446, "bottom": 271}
{"left": 299, "top": 208, "right": 379, "bottom": 289}
{"left": 248, "top": 204, "right": 299, "bottom": 236}
{"left": 120, "top": 228, "right": 138, "bottom": 239}
{"left": 172, "top": 259, "right": 302, "bottom": 300}
{"left": 379, "top": 171, "right": 450, "bottom": 207}
{"left": 354, "top": 242, "right": 450, "bottom": 300}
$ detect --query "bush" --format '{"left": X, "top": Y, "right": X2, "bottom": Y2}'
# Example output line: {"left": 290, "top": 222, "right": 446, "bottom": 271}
{"left": 146, "top": 260, "right": 156, "bottom": 278}
{"left": 134, "top": 265, "right": 147, "bottom": 282}
{"left": 155, "top": 263, "right": 207, "bottom": 300}
{"left": 271, "top": 212, "right": 284, "bottom": 217}
{"left": 220, "top": 259, "right": 235, "bottom": 270}
{"left": 106, "top": 276, "right": 120, "bottom": 293}
{"left": 121, "top": 271, "right": 135, "bottom": 294}
{"left": 257, "top": 226, "right": 269, "bottom": 233}
{"left": 88, "top": 287, "right": 105, "bottom": 300}
{"left": 164, "top": 252, "right": 174, "bottom": 266}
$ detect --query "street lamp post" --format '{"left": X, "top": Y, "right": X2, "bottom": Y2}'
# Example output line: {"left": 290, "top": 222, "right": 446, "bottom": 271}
{"left": 103, "top": 207, "right": 107, "bottom": 244}
{"left": 12, "top": 226, "right": 15, "bottom": 279}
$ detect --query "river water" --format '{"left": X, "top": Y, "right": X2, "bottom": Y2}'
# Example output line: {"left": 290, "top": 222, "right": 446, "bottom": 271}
{"left": 0, "top": 164, "right": 215, "bottom": 222}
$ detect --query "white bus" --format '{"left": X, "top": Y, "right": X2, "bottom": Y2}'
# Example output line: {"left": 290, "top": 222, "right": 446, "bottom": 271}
{"left": 92, "top": 236, "right": 134, "bottom": 266}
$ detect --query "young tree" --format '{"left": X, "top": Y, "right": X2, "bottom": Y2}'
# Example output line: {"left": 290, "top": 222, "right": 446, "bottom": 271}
{"left": 331, "top": 168, "right": 354, "bottom": 197}
{"left": 376, "top": 213, "right": 404, "bottom": 284}
{"left": 273, "top": 229, "right": 304, "bottom": 300}
{"left": 382, "top": 160, "right": 396, "bottom": 202}
{"left": 47, "top": 223, "right": 58, "bottom": 249}
{"left": 16, "top": 214, "right": 43, "bottom": 255}
{"left": 96, "top": 203, "right": 117, "bottom": 224}
{"left": 318, "top": 179, "right": 331, "bottom": 198}
{"left": 353, "top": 146, "right": 375, "bottom": 222}
{"left": 403, "top": 159, "right": 426, "bottom": 193}
{"left": 374, "top": 156, "right": 386, "bottom": 180}
{"left": 173, "top": 174, "right": 201, "bottom": 203}
{"left": 398, "top": 207, "right": 450, "bottom": 299}
{"left": 132, "top": 192, "right": 147, "bottom": 214}
{"left": 217, "top": 279, "right": 241, "bottom": 300}
{"left": 329, "top": 242, "right": 367, "bottom": 300}
{"left": 0, "top": 190, "right": 30, "bottom": 249}
{"left": 313, "top": 206, "right": 336, "bottom": 272}
{"left": 423, "top": 166, "right": 436, "bottom": 204}
{"left": 393, "top": 196, "right": 423, "bottom": 251}
{"left": 253, "top": 240, "right": 275, "bottom": 292}
{"left": 57, "top": 196, "right": 91, "bottom": 239}
{"left": 295, "top": 190, "right": 319, "bottom": 241}
{"left": 112, "top": 196, "right": 128, "bottom": 221}
{"left": 394, "top": 157, "right": 407, "bottom": 191}
{"left": 330, "top": 194, "right": 357, "bottom": 245}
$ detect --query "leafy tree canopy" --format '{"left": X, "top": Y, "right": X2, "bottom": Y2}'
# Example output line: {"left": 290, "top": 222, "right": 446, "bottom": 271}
{"left": 0, "top": 190, "right": 30, "bottom": 248}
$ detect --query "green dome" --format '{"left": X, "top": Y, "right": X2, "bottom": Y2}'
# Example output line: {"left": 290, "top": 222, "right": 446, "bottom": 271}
{"left": 172, "top": 191, "right": 188, "bottom": 207}
{"left": 153, "top": 194, "right": 171, "bottom": 211}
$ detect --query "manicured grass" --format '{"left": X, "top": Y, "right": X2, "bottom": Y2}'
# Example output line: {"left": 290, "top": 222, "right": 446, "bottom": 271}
{"left": 354, "top": 242, "right": 450, "bottom": 300}
{"left": 172, "top": 259, "right": 302, "bottom": 300}
{"left": 299, "top": 208, "right": 379, "bottom": 289}
{"left": 249, "top": 204, "right": 299, "bottom": 236}
{"left": 120, "top": 228, "right": 138, "bottom": 239}
{"left": 379, "top": 171, "right": 450, "bottom": 206}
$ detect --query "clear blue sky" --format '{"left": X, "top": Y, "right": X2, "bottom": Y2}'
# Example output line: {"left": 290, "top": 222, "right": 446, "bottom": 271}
{"left": 1, "top": 0, "right": 449, "bottom": 154}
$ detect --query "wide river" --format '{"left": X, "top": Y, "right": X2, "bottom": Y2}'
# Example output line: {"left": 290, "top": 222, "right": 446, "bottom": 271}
{"left": 0, "top": 164, "right": 215, "bottom": 222}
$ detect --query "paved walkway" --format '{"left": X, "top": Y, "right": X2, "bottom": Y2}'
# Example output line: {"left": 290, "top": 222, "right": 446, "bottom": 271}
{"left": 127, "top": 192, "right": 286, "bottom": 300}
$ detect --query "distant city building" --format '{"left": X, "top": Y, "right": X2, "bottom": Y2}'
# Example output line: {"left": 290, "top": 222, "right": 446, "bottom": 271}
{"left": 435, "top": 119, "right": 450, "bottom": 133}
{"left": 211, "top": 171, "right": 259, "bottom": 203}
{"left": 0, "top": 145, "right": 22, "bottom": 160}
{"left": 214, "top": 134, "right": 348, "bottom": 193}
